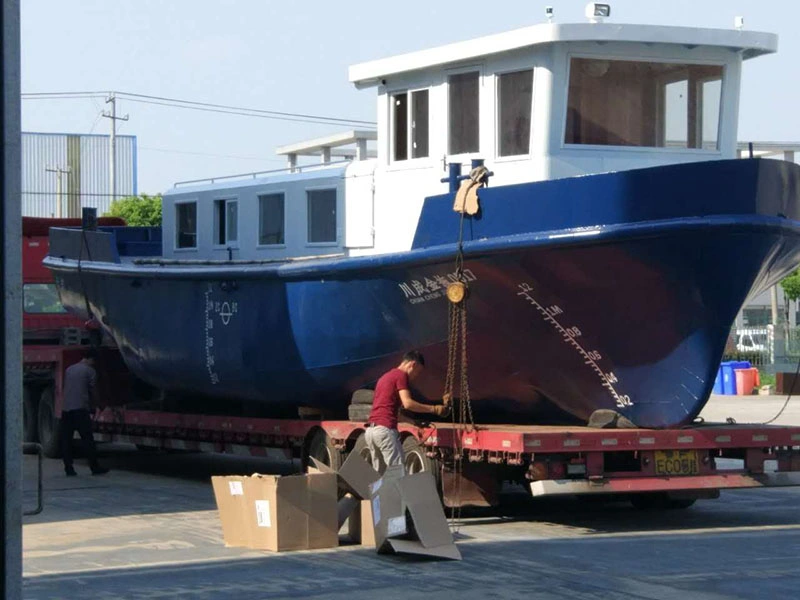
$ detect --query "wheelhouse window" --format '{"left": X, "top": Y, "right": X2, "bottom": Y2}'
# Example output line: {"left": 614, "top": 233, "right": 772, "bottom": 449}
{"left": 23, "top": 283, "right": 67, "bottom": 314}
{"left": 448, "top": 71, "right": 480, "bottom": 154}
{"left": 307, "top": 189, "right": 337, "bottom": 243}
{"left": 498, "top": 69, "right": 533, "bottom": 156}
{"left": 175, "top": 202, "right": 197, "bottom": 249}
{"left": 565, "top": 58, "right": 723, "bottom": 149}
{"left": 259, "top": 193, "right": 285, "bottom": 245}
{"left": 392, "top": 89, "right": 429, "bottom": 161}
{"left": 214, "top": 199, "right": 238, "bottom": 245}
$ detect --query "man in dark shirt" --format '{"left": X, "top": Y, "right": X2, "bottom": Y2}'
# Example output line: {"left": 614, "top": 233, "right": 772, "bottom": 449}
{"left": 61, "top": 349, "right": 108, "bottom": 476}
{"left": 365, "top": 350, "right": 449, "bottom": 472}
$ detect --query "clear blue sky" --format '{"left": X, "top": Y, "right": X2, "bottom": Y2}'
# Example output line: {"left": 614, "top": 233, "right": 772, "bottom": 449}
{"left": 20, "top": 0, "right": 800, "bottom": 194}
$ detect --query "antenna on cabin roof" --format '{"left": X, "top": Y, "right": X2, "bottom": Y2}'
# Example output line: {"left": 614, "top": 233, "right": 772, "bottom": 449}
{"left": 545, "top": 6, "right": 554, "bottom": 23}
{"left": 735, "top": 16, "right": 745, "bottom": 30}
{"left": 585, "top": 2, "right": 611, "bottom": 23}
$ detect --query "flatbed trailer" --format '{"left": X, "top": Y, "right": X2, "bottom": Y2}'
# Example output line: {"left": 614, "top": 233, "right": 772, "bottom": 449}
{"left": 24, "top": 342, "right": 800, "bottom": 508}
{"left": 91, "top": 404, "right": 800, "bottom": 508}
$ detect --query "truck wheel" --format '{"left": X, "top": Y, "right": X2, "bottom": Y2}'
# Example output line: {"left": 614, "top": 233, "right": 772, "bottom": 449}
{"left": 305, "top": 429, "right": 343, "bottom": 472}
{"left": 351, "top": 431, "right": 379, "bottom": 471}
{"left": 37, "top": 386, "right": 62, "bottom": 458}
{"left": 23, "top": 385, "right": 40, "bottom": 444}
{"left": 402, "top": 435, "right": 439, "bottom": 478}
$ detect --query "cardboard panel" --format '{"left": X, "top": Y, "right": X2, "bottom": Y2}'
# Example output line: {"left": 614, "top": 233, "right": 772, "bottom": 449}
{"left": 397, "top": 473, "right": 452, "bottom": 549}
{"left": 211, "top": 476, "right": 251, "bottom": 548}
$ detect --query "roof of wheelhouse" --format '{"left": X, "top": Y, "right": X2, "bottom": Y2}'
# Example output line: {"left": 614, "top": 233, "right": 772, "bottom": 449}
{"left": 349, "top": 22, "right": 777, "bottom": 88}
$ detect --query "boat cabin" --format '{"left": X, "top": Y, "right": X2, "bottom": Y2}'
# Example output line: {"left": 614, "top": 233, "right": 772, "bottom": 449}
{"left": 161, "top": 7, "right": 776, "bottom": 260}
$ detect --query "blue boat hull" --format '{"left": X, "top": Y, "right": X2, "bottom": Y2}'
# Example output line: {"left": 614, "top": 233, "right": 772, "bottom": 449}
{"left": 46, "top": 159, "right": 800, "bottom": 428}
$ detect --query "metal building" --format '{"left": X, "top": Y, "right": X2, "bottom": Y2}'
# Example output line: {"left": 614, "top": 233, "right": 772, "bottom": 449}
{"left": 21, "top": 132, "right": 137, "bottom": 217}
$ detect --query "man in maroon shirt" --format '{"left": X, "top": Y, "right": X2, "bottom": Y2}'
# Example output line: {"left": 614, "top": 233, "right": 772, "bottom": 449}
{"left": 364, "top": 350, "right": 449, "bottom": 472}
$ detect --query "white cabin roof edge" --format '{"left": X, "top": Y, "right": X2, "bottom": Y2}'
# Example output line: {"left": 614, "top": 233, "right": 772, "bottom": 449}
{"left": 349, "top": 22, "right": 777, "bottom": 87}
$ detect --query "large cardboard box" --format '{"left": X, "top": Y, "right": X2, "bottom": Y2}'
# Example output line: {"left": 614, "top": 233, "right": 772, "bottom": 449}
{"left": 212, "top": 473, "right": 338, "bottom": 552}
{"left": 211, "top": 476, "right": 251, "bottom": 548}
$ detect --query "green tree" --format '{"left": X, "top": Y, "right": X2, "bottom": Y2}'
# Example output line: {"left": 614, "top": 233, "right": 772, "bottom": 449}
{"left": 781, "top": 269, "right": 800, "bottom": 303}
{"left": 780, "top": 270, "right": 800, "bottom": 330}
{"left": 105, "top": 194, "right": 162, "bottom": 226}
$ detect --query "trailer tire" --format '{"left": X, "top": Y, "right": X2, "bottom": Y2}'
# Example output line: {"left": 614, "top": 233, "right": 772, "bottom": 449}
{"left": 402, "top": 435, "right": 439, "bottom": 479}
{"left": 23, "top": 385, "right": 40, "bottom": 444}
{"left": 38, "top": 386, "right": 62, "bottom": 458}
{"left": 305, "top": 429, "right": 343, "bottom": 472}
{"left": 350, "top": 389, "right": 375, "bottom": 406}
{"left": 352, "top": 431, "right": 379, "bottom": 471}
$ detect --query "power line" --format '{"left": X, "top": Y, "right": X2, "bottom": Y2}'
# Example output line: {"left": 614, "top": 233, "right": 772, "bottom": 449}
{"left": 139, "top": 145, "right": 285, "bottom": 162}
{"left": 21, "top": 90, "right": 376, "bottom": 128}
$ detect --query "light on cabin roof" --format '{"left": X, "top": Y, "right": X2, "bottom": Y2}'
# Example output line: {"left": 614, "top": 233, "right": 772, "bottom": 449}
{"left": 545, "top": 6, "right": 554, "bottom": 23}
{"left": 585, "top": 3, "right": 611, "bottom": 23}
{"left": 735, "top": 16, "right": 744, "bottom": 30}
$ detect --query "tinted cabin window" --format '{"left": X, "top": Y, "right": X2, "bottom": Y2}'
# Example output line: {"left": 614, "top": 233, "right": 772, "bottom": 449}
{"left": 259, "top": 193, "right": 285, "bottom": 245}
{"left": 23, "top": 283, "right": 67, "bottom": 314}
{"left": 176, "top": 202, "right": 197, "bottom": 249}
{"left": 498, "top": 69, "right": 533, "bottom": 156}
{"left": 307, "top": 189, "right": 337, "bottom": 243}
{"left": 565, "top": 58, "right": 723, "bottom": 149}
{"left": 393, "top": 90, "right": 429, "bottom": 161}
{"left": 411, "top": 90, "right": 429, "bottom": 158}
{"left": 393, "top": 93, "right": 408, "bottom": 161}
{"left": 214, "top": 199, "right": 238, "bottom": 245}
{"left": 448, "top": 71, "right": 479, "bottom": 154}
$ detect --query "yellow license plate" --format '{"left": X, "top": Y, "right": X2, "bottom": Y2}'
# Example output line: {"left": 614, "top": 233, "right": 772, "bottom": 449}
{"left": 654, "top": 450, "right": 699, "bottom": 476}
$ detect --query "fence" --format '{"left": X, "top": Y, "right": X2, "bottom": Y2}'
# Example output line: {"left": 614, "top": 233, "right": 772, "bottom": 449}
{"left": 724, "top": 326, "right": 800, "bottom": 368}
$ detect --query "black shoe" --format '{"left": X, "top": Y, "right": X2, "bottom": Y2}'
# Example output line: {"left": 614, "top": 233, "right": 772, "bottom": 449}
{"left": 65, "top": 468, "right": 77, "bottom": 477}
{"left": 91, "top": 467, "right": 109, "bottom": 476}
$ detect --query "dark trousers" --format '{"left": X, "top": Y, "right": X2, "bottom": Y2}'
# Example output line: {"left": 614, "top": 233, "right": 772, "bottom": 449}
{"left": 61, "top": 408, "right": 99, "bottom": 470}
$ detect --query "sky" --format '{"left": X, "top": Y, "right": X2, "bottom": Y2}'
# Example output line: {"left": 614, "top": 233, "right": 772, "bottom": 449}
{"left": 20, "top": 0, "right": 800, "bottom": 195}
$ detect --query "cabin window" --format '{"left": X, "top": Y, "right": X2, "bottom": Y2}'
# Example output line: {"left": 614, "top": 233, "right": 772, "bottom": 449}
{"left": 214, "top": 199, "right": 238, "bottom": 245}
{"left": 565, "top": 58, "right": 723, "bottom": 149}
{"left": 307, "top": 189, "right": 337, "bottom": 243}
{"left": 392, "top": 89, "right": 429, "bottom": 161}
{"left": 448, "top": 71, "right": 480, "bottom": 154}
{"left": 175, "top": 202, "right": 197, "bottom": 249}
{"left": 23, "top": 283, "right": 67, "bottom": 314}
{"left": 258, "top": 193, "right": 285, "bottom": 245}
{"left": 498, "top": 69, "right": 533, "bottom": 156}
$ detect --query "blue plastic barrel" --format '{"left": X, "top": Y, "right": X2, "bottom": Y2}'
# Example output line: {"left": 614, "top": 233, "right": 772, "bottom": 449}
{"left": 712, "top": 367, "right": 724, "bottom": 394}
{"left": 721, "top": 361, "right": 752, "bottom": 394}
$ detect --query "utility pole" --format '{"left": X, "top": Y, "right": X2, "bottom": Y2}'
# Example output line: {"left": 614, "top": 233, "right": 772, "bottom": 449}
{"left": 2, "top": 1, "right": 23, "bottom": 597}
{"left": 102, "top": 93, "right": 129, "bottom": 204}
{"left": 45, "top": 165, "right": 70, "bottom": 218}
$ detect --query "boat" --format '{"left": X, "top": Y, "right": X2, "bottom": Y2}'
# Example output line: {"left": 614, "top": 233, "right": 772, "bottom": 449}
{"left": 46, "top": 5, "right": 800, "bottom": 428}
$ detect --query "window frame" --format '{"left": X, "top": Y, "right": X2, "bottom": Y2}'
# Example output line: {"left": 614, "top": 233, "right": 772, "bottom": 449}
{"left": 495, "top": 67, "right": 534, "bottom": 159}
{"left": 446, "top": 66, "right": 483, "bottom": 158}
{"left": 390, "top": 86, "right": 431, "bottom": 164}
{"left": 305, "top": 186, "right": 338, "bottom": 247}
{"left": 561, "top": 52, "right": 726, "bottom": 154}
{"left": 257, "top": 190, "right": 287, "bottom": 248}
{"left": 212, "top": 197, "right": 239, "bottom": 248}
{"left": 174, "top": 200, "right": 198, "bottom": 251}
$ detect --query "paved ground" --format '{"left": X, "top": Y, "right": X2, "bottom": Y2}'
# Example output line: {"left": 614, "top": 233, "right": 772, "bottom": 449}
{"left": 21, "top": 395, "right": 800, "bottom": 599}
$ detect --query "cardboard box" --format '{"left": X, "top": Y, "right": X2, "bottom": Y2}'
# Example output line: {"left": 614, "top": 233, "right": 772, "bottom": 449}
{"left": 346, "top": 499, "right": 377, "bottom": 547}
{"left": 212, "top": 472, "right": 338, "bottom": 552}
{"left": 211, "top": 476, "right": 251, "bottom": 548}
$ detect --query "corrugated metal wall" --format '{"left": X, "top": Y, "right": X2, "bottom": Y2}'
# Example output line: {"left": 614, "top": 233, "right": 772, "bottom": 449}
{"left": 21, "top": 132, "right": 137, "bottom": 217}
